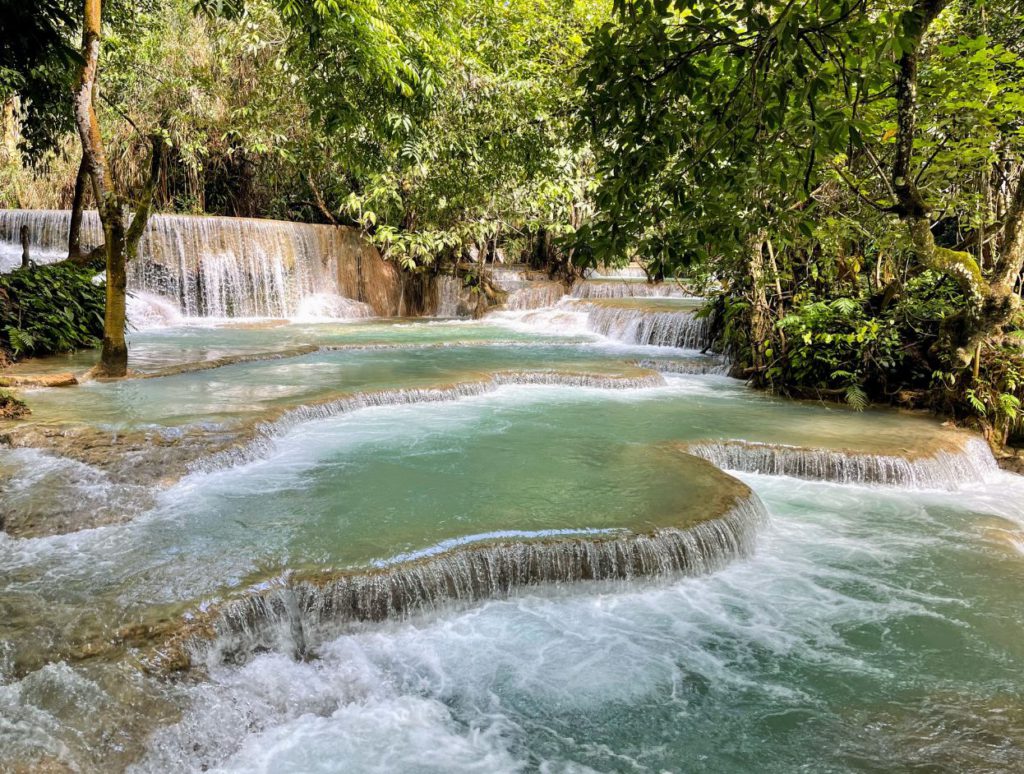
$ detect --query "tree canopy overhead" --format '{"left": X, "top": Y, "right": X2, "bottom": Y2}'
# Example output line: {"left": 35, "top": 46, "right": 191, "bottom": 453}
{"left": 1, "top": 0, "right": 1022, "bottom": 439}
{"left": 579, "top": 0, "right": 1024, "bottom": 434}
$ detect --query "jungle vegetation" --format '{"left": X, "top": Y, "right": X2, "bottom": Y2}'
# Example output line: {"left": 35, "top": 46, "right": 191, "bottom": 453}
{"left": 0, "top": 0, "right": 1022, "bottom": 445}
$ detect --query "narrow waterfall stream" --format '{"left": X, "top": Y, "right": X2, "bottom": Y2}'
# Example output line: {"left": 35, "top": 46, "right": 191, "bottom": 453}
{"left": 1, "top": 235, "right": 1023, "bottom": 772}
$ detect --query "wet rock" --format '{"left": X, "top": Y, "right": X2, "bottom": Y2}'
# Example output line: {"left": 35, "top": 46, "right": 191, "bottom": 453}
{"left": 0, "top": 372, "right": 78, "bottom": 388}
{"left": 997, "top": 448, "right": 1024, "bottom": 476}
{"left": 1, "top": 391, "right": 30, "bottom": 419}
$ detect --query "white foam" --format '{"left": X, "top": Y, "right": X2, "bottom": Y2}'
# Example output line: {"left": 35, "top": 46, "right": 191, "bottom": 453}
{"left": 127, "top": 291, "right": 185, "bottom": 330}
{"left": 130, "top": 473, "right": 1012, "bottom": 772}
{"left": 291, "top": 292, "right": 375, "bottom": 322}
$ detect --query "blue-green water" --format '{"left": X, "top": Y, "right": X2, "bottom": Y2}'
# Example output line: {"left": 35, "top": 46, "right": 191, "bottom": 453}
{"left": 1, "top": 312, "right": 1022, "bottom": 772}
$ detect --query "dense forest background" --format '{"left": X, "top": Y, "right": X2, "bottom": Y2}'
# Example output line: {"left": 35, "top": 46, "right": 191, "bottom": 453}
{"left": 1, "top": 0, "right": 1023, "bottom": 447}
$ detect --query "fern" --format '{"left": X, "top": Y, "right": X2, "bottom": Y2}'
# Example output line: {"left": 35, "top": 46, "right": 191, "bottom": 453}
{"left": 830, "top": 297, "right": 859, "bottom": 315}
{"left": 999, "top": 393, "right": 1021, "bottom": 420}
{"left": 5, "top": 327, "right": 36, "bottom": 355}
{"left": 844, "top": 384, "right": 868, "bottom": 411}
{"left": 965, "top": 389, "right": 987, "bottom": 415}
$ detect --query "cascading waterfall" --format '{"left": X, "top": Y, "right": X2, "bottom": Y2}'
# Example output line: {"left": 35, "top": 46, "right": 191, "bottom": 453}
{"left": 197, "top": 370, "right": 667, "bottom": 473}
{"left": 633, "top": 357, "right": 731, "bottom": 376}
{"left": 504, "top": 282, "right": 567, "bottom": 310}
{"left": 170, "top": 493, "right": 769, "bottom": 671}
{"left": 571, "top": 280, "right": 692, "bottom": 299}
{"left": 134, "top": 215, "right": 359, "bottom": 318}
{"left": 435, "top": 275, "right": 464, "bottom": 317}
{"left": 0, "top": 209, "right": 389, "bottom": 319}
{"left": 685, "top": 437, "right": 999, "bottom": 489}
{"left": 585, "top": 266, "right": 648, "bottom": 279}
{"left": 582, "top": 303, "right": 711, "bottom": 348}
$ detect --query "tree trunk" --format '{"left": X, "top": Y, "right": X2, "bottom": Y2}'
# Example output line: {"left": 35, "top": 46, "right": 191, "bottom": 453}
{"left": 994, "top": 169, "right": 1024, "bottom": 290}
{"left": 74, "top": 0, "right": 130, "bottom": 377}
{"left": 67, "top": 153, "right": 89, "bottom": 259}
{"left": 892, "top": 0, "right": 1020, "bottom": 366}
{"left": 73, "top": 0, "right": 162, "bottom": 377}
{"left": 748, "top": 230, "right": 771, "bottom": 379}
{"left": 20, "top": 225, "right": 29, "bottom": 268}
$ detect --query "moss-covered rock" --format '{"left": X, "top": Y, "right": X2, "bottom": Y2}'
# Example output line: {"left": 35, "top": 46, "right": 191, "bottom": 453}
{"left": 0, "top": 389, "right": 29, "bottom": 419}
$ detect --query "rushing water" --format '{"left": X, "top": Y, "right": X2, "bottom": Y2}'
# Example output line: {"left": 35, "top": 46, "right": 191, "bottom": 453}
{"left": 1, "top": 271, "right": 1023, "bottom": 771}
{"left": 0, "top": 209, "right": 398, "bottom": 319}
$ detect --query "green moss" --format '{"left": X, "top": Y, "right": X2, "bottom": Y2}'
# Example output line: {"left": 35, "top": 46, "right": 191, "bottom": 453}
{"left": 931, "top": 246, "right": 985, "bottom": 299}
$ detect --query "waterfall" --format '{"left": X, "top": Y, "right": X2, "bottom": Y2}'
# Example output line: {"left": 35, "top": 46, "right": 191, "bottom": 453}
{"left": 571, "top": 280, "right": 691, "bottom": 299}
{"left": 685, "top": 437, "right": 998, "bottom": 489}
{"left": 585, "top": 266, "right": 648, "bottom": 279}
{"left": 0, "top": 209, "right": 98, "bottom": 271}
{"left": 489, "top": 266, "right": 532, "bottom": 290}
{"left": 0, "top": 209, "right": 396, "bottom": 319}
{"left": 435, "top": 275, "right": 464, "bottom": 317}
{"left": 581, "top": 302, "right": 711, "bottom": 348}
{"left": 504, "top": 282, "right": 567, "bottom": 310}
{"left": 160, "top": 493, "right": 769, "bottom": 671}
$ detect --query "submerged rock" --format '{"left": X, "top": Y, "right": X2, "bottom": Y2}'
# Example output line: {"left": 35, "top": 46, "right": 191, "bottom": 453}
{"left": 0, "top": 372, "right": 78, "bottom": 388}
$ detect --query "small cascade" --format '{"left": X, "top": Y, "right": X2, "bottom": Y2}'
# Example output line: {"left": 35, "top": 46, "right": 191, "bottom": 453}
{"left": 572, "top": 280, "right": 691, "bottom": 300}
{"left": 633, "top": 357, "right": 731, "bottom": 376}
{"left": 0, "top": 209, "right": 395, "bottom": 319}
{"left": 504, "top": 282, "right": 567, "bottom": 310}
{"left": 585, "top": 266, "right": 648, "bottom": 279}
{"left": 488, "top": 266, "right": 532, "bottom": 291}
{"left": 196, "top": 370, "right": 666, "bottom": 473}
{"left": 433, "top": 268, "right": 556, "bottom": 317}
{"left": 686, "top": 437, "right": 998, "bottom": 489}
{"left": 435, "top": 275, "right": 464, "bottom": 317}
{"left": 582, "top": 303, "right": 711, "bottom": 348}
{"left": 167, "top": 494, "right": 769, "bottom": 670}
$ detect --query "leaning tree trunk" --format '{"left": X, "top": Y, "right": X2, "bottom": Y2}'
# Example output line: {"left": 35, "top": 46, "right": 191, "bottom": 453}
{"left": 74, "top": 0, "right": 129, "bottom": 376}
{"left": 73, "top": 0, "right": 163, "bottom": 376}
{"left": 994, "top": 167, "right": 1024, "bottom": 292}
{"left": 893, "top": 0, "right": 1022, "bottom": 366}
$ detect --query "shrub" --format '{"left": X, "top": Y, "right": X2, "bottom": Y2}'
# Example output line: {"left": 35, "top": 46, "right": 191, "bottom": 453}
{"left": 0, "top": 262, "right": 106, "bottom": 360}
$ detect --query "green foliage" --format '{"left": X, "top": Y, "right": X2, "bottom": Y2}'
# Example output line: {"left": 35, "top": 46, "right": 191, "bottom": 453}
{"left": 290, "top": 0, "right": 606, "bottom": 270}
{"left": 582, "top": 0, "right": 1024, "bottom": 435}
{"left": 771, "top": 297, "right": 903, "bottom": 403}
{"left": 0, "top": 262, "right": 106, "bottom": 359}
{"left": 963, "top": 342, "right": 1024, "bottom": 443}
{"left": 0, "top": 0, "right": 79, "bottom": 163}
